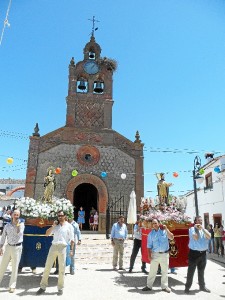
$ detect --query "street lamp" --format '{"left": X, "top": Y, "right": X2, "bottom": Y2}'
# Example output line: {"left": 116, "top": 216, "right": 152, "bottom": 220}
{"left": 193, "top": 156, "right": 204, "bottom": 216}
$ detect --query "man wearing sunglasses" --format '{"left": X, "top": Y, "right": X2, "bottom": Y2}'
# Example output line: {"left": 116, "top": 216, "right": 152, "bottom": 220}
{"left": 36, "top": 210, "right": 74, "bottom": 296}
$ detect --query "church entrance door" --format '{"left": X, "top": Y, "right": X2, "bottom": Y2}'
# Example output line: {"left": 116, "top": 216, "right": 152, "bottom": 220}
{"left": 66, "top": 174, "right": 108, "bottom": 233}
{"left": 74, "top": 183, "right": 98, "bottom": 230}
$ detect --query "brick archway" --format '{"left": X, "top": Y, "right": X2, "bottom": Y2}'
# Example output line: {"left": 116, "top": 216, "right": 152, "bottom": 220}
{"left": 66, "top": 174, "right": 108, "bottom": 214}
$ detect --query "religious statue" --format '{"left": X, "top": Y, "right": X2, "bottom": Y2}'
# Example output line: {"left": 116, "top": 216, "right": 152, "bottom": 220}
{"left": 156, "top": 173, "right": 172, "bottom": 206}
{"left": 43, "top": 167, "right": 56, "bottom": 203}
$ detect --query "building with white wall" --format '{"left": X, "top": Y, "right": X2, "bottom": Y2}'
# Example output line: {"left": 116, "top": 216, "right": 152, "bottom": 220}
{"left": 185, "top": 154, "right": 225, "bottom": 227}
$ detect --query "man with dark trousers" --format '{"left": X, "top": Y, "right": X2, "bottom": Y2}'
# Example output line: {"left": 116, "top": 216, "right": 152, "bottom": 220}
{"left": 129, "top": 217, "right": 148, "bottom": 274}
{"left": 185, "top": 216, "right": 211, "bottom": 294}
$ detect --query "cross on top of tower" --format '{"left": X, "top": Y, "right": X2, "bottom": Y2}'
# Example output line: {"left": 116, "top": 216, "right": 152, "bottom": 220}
{"left": 88, "top": 16, "right": 99, "bottom": 37}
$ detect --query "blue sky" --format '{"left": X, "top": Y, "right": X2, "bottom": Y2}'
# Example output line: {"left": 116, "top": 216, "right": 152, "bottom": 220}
{"left": 0, "top": 0, "right": 225, "bottom": 197}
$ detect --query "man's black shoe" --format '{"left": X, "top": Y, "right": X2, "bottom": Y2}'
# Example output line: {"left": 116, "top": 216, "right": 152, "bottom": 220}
{"left": 57, "top": 290, "right": 63, "bottom": 296}
{"left": 128, "top": 269, "right": 132, "bottom": 273}
{"left": 184, "top": 289, "right": 190, "bottom": 294}
{"left": 141, "top": 268, "right": 148, "bottom": 274}
{"left": 200, "top": 287, "right": 211, "bottom": 293}
{"left": 54, "top": 270, "right": 59, "bottom": 275}
{"left": 142, "top": 286, "right": 152, "bottom": 291}
{"left": 36, "top": 288, "right": 45, "bottom": 295}
{"left": 157, "top": 271, "right": 161, "bottom": 275}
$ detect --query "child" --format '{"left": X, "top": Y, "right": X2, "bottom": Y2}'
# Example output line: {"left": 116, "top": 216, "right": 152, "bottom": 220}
{"left": 89, "top": 213, "right": 94, "bottom": 231}
{"left": 93, "top": 211, "right": 99, "bottom": 231}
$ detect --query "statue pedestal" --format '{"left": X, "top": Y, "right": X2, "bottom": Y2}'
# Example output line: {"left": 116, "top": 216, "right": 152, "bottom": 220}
{"left": 141, "top": 224, "right": 191, "bottom": 268}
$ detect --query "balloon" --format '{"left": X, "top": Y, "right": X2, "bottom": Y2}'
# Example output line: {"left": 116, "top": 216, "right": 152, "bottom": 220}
{"left": 214, "top": 166, "right": 221, "bottom": 173}
{"left": 72, "top": 170, "right": 78, "bottom": 177}
{"left": 55, "top": 167, "right": 61, "bottom": 174}
{"left": 121, "top": 173, "right": 126, "bottom": 179}
{"left": 173, "top": 172, "right": 178, "bottom": 178}
{"left": 199, "top": 168, "right": 204, "bottom": 175}
{"left": 101, "top": 171, "right": 107, "bottom": 178}
{"left": 6, "top": 157, "right": 14, "bottom": 164}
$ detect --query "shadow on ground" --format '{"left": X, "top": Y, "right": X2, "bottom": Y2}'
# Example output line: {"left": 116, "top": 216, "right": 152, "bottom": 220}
{"left": 0, "top": 270, "right": 59, "bottom": 296}
{"left": 112, "top": 273, "right": 191, "bottom": 295}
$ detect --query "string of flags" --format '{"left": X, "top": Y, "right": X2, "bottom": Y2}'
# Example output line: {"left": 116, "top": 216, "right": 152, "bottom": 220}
{"left": 1, "top": 129, "right": 225, "bottom": 156}
{"left": 0, "top": 0, "right": 12, "bottom": 46}
{"left": 0, "top": 154, "right": 224, "bottom": 176}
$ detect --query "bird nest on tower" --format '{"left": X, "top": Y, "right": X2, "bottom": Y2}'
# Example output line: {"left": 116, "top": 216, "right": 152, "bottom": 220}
{"left": 98, "top": 57, "right": 118, "bottom": 71}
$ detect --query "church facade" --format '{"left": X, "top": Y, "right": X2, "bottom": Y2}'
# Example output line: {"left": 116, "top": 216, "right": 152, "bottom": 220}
{"left": 24, "top": 34, "right": 144, "bottom": 232}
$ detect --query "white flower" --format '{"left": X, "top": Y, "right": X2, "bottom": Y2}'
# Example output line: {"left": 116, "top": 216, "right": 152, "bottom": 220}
{"left": 15, "top": 197, "right": 74, "bottom": 219}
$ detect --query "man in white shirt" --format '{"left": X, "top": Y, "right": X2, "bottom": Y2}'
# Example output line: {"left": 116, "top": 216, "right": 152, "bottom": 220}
{"left": 0, "top": 209, "right": 24, "bottom": 293}
{"left": 36, "top": 210, "right": 74, "bottom": 296}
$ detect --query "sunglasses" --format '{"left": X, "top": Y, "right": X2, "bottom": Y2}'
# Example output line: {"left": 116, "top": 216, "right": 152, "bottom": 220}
{"left": 58, "top": 215, "right": 65, "bottom": 217}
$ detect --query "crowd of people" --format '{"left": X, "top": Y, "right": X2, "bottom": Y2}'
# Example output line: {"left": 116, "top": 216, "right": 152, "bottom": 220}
{"left": 0, "top": 207, "right": 82, "bottom": 295}
{"left": 110, "top": 214, "right": 224, "bottom": 294}
{"left": 0, "top": 207, "right": 224, "bottom": 295}
{"left": 77, "top": 206, "right": 99, "bottom": 231}
{"left": 0, "top": 205, "right": 15, "bottom": 235}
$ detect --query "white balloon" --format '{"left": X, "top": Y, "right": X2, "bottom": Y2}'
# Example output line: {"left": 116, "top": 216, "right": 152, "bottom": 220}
{"left": 121, "top": 173, "right": 126, "bottom": 179}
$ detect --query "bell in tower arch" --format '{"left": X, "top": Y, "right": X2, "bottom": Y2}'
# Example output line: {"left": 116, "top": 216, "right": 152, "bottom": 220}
{"left": 93, "top": 81, "right": 104, "bottom": 93}
{"left": 89, "top": 51, "right": 95, "bottom": 59}
{"left": 77, "top": 78, "right": 88, "bottom": 92}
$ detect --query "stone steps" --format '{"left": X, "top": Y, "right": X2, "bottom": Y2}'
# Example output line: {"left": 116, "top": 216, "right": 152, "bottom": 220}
{"left": 75, "top": 234, "right": 141, "bottom": 266}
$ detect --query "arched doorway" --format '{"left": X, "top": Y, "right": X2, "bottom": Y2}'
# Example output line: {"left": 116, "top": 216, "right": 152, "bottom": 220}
{"left": 74, "top": 183, "right": 98, "bottom": 230}
{"left": 66, "top": 174, "right": 108, "bottom": 233}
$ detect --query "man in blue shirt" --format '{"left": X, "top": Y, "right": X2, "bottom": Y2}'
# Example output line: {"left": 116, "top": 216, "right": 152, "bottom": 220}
{"left": 184, "top": 216, "right": 211, "bottom": 294}
{"left": 69, "top": 218, "right": 81, "bottom": 275}
{"left": 142, "top": 218, "right": 174, "bottom": 293}
{"left": 111, "top": 215, "right": 128, "bottom": 270}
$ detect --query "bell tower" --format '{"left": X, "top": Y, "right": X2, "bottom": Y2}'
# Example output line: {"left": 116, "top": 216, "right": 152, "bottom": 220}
{"left": 66, "top": 26, "right": 116, "bottom": 129}
{"left": 25, "top": 18, "right": 144, "bottom": 233}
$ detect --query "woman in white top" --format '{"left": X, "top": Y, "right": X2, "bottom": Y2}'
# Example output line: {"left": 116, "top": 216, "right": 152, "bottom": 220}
{"left": 93, "top": 211, "right": 98, "bottom": 231}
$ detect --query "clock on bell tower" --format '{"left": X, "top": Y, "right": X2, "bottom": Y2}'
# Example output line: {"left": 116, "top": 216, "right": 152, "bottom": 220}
{"left": 66, "top": 28, "right": 117, "bottom": 129}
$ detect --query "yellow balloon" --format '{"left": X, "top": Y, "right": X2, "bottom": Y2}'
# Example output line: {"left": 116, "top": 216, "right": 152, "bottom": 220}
{"left": 7, "top": 157, "right": 14, "bottom": 164}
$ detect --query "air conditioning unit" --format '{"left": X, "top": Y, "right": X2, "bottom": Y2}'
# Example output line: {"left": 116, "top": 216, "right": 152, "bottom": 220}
{"left": 219, "top": 157, "right": 225, "bottom": 171}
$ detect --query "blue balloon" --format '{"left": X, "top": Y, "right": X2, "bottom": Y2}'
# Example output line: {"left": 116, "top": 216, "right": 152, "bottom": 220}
{"left": 101, "top": 171, "right": 107, "bottom": 178}
{"left": 214, "top": 166, "right": 221, "bottom": 173}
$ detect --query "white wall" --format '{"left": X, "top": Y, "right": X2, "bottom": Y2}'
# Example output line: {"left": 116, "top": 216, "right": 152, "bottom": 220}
{"left": 186, "top": 158, "right": 225, "bottom": 226}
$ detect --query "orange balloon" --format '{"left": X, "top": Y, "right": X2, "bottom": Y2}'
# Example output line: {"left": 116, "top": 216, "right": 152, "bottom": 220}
{"left": 55, "top": 167, "right": 61, "bottom": 174}
{"left": 173, "top": 172, "right": 179, "bottom": 178}
{"left": 6, "top": 157, "right": 14, "bottom": 164}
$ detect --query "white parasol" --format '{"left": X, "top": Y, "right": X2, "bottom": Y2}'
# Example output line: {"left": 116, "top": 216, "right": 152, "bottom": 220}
{"left": 127, "top": 190, "right": 137, "bottom": 238}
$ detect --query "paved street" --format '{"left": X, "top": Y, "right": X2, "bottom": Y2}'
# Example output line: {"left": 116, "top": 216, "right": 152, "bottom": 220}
{"left": 0, "top": 234, "right": 224, "bottom": 299}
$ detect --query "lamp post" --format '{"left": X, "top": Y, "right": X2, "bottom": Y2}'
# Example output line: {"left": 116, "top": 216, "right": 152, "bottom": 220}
{"left": 193, "top": 156, "right": 204, "bottom": 217}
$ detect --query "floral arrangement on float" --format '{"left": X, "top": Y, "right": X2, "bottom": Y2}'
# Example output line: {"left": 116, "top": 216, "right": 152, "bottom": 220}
{"left": 15, "top": 197, "right": 74, "bottom": 226}
{"left": 139, "top": 196, "right": 192, "bottom": 230}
